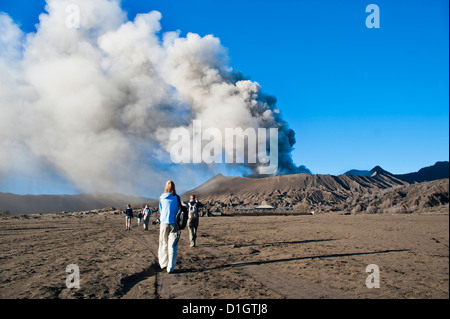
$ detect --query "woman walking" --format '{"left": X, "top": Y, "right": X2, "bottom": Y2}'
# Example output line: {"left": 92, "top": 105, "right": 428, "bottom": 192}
{"left": 158, "top": 180, "right": 181, "bottom": 273}
{"left": 142, "top": 204, "right": 152, "bottom": 231}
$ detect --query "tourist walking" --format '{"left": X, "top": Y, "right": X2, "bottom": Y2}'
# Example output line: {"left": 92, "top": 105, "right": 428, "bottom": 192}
{"left": 137, "top": 210, "right": 143, "bottom": 226}
{"left": 187, "top": 194, "right": 203, "bottom": 247}
{"left": 142, "top": 204, "right": 152, "bottom": 231}
{"left": 124, "top": 204, "right": 133, "bottom": 231}
{"left": 158, "top": 181, "right": 182, "bottom": 273}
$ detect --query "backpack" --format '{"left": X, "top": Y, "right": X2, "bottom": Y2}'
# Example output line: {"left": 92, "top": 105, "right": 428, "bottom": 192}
{"left": 175, "top": 195, "right": 188, "bottom": 230}
{"left": 188, "top": 202, "right": 198, "bottom": 220}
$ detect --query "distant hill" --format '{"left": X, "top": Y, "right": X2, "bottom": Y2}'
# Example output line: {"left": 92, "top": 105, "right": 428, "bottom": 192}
{"left": 183, "top": 162, "right": 449, "bottom": 213}
{"left": 344, "top": 169, "right": 372, "bottom": 177}
{"left": 182, "top": 168, "right": 409, "bottom": 208}
{"left": 395, "top": 161, "right": 449, "bottom": 184}
{"left": 0, "top": 192, "right": 154, "bottom": 215}
{"left": 344, "top": 166, "right": 390, "bottom": 177}
{"left": 345, "top": 162, "right": 449, "bottom": 182}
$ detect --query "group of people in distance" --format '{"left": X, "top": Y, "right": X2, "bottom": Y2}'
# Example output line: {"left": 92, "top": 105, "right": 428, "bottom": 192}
{"left": 123, "top": 180, "right": 203, "bottom": 273}
{"left": 124, "top": 204, "right": 152, "bottom": 231}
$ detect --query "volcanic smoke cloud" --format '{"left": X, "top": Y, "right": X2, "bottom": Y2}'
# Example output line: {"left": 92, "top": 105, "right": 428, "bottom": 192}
{"left": 0, "top": 0, "right": 309, "bottom": 196}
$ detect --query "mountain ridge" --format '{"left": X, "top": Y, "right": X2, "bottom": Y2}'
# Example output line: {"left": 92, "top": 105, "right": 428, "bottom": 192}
{"left": 1, "top": 161, "right": 448, "bottom": 215}
{"left": 181, "top": 162, "right": 449, "bottom": 213}
{"left": 345, "top": 161, "right": 448, "bottom": 182}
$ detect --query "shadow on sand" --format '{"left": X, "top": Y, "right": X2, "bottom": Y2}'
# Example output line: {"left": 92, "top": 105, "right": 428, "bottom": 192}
{"left": 176, "top": 248, "right": 410, "bottom": 274}
{"left": 209, "top": 238, "right": 336, "bottom": 248}
{"left": 229, "top": 238, "right": 337, "bottom": 248}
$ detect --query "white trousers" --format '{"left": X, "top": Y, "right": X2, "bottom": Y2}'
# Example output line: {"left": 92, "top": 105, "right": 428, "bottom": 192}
{"left": 158, "top": 223, "right": 178, "bottom": 273}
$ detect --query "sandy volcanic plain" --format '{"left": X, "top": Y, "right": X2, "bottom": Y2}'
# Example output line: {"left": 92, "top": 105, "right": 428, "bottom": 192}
{"left": 0, "top": 205, "right": 448, "bottom": 299}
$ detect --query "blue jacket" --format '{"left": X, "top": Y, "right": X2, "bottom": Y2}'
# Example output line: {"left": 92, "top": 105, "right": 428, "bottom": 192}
{"left": 125, "top": 207, "right": 133, "bottom": 217}
{"left": 159, "top": 192, "right": 179, "bottom": 224}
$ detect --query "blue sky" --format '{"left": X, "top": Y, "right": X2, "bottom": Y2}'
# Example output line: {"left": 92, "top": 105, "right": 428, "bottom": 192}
{"left": 130, "top": 0, "right": 448, "bottom": 175}
{"left": 0, "top": 0, "right": 448, "bottom": 194}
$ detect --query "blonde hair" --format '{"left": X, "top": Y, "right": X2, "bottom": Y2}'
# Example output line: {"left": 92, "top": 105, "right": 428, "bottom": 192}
{"left": 164, "top": 180, "right": 177, "bottom": 196}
